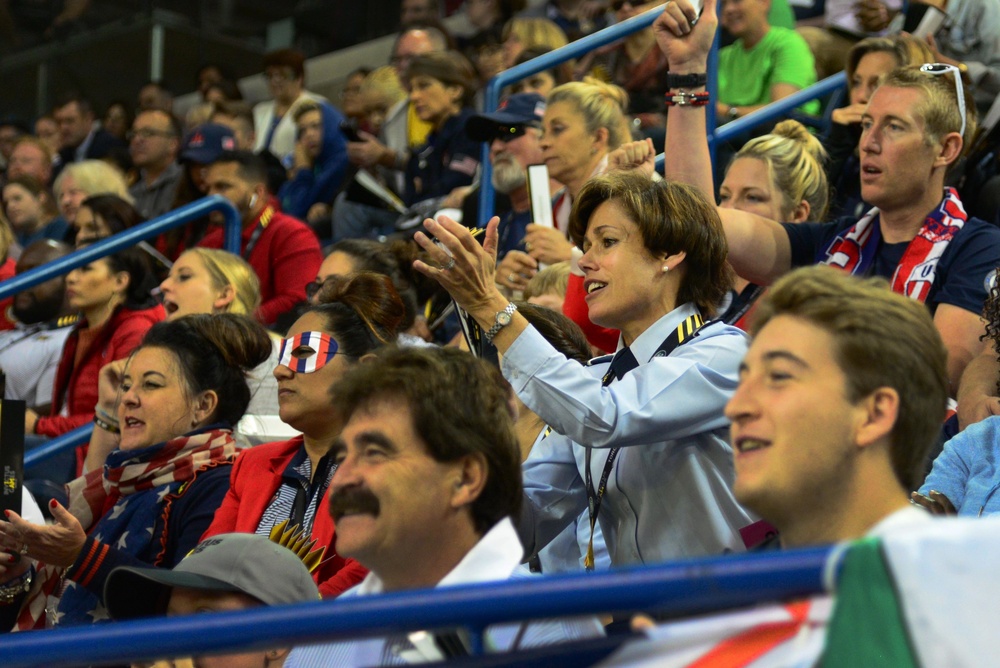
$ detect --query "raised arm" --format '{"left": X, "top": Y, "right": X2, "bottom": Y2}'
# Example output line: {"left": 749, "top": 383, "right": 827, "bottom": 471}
{"left": 655, "top": 0, "right": 793, "bottom": 285}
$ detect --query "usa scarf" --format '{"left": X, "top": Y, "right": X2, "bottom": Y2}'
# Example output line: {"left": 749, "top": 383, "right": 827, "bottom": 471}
{"left": 13, "top": 428, "right": 237, "bottom": 631}
{"left": 819, "top": 188, "right": 968, "bottom": 303}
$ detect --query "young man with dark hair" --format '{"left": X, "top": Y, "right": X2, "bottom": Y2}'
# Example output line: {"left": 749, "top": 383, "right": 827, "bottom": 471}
{"left": 730, "top": 266, "right": 945, "bottom": 546}
{"left": 51, "top": 91, "right": 126, "bottom": 175}
{"left": 197, "top": 150, "right": 321, "bottom": 327}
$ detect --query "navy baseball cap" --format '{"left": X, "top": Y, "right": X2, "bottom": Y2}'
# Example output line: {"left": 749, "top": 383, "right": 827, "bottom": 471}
{"left": 180, "top": 123, "right": 236, "bottom": 164}
{"left": 465, "top": 93, "right": 546, "bottom": 142}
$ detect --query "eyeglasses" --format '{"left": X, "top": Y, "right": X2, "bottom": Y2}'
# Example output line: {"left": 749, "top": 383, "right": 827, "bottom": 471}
{"left": 919, "top": 63, "right": 967, "bottom": 140}
{"left": 127, "top": 128, "right": 175, "bottom": 141}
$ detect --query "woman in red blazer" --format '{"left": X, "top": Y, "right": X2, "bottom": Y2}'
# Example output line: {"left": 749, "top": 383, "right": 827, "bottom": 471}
{"left": 29, "top": 244, "right": 164, "bottom": 478}
{"left": 205, "top": 271, "right": 408, "bottom": 597}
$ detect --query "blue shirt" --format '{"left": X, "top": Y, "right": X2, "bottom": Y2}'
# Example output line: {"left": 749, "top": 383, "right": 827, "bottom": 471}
{"left": 783, "top": 209, "right": 1000, "bottom": 316}
{"left": 921, "top": 416, "right": 1000, "bottom": 516}
{"left": 506, "top": 303, "right": 754, "bottom": 566}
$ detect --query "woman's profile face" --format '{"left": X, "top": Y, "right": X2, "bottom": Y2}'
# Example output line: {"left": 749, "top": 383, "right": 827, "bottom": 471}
{"left": 160, "top": 252, "right": 231, "bottom": 320}
{"left": 540, "top": 100, "right": 600, "bottom": 188}
{"left": 577, "top": 201, "right": 670, "bottom": 338}
{"left": 74, "top": 205, "right": 110, "bottom": 246}
{"left": 2, "top": 183, "right": 43, "bottom": 229}
{"left": 408, "top": 75, "right": 463, "bottom": 128}
{"left": 65, "top": 257, "right": 124, "bottom": 312}
{"left": 719, "top": 157, "right": 788, "bottom": 222}
{"left": 850, "top": 51, "right": 899, "bottom": 106}
{"left": 118, "top": 346, "right": 200, "bottom": 451}
{"left": 273, "top": 311, "right": 354, "bottom": 435}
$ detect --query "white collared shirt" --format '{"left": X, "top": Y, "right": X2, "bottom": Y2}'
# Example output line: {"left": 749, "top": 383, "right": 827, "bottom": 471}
{"left": 286, "top": 519, "right": 603, "bottom": 666}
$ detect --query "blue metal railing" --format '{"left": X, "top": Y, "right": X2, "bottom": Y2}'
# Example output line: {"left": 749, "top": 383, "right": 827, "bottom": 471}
{"left": 0, "top": 195, "right": 241, "bottom": 302}
{"left": 10, "top": 195, "right": 242, "bottom": 469}
{"left": 479, "top": 3, "right": 682, "bottom": 225}
{"left": 0, "top": 544, "right": 837, "bottom": 667}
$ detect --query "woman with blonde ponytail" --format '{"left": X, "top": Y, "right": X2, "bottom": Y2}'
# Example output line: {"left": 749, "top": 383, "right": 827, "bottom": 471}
{"left": 717, "top": 119, "right": 830, "bottom": 328}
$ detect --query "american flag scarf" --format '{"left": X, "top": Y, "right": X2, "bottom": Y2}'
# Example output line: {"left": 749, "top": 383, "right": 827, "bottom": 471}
{"left": 13, "top": 428, "right": 237, "bottom": 631}
{"left": 819, "top": 187, "right": 968, "bottom": 303}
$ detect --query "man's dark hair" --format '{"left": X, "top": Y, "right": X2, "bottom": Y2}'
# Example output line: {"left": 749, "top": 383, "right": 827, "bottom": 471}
{"left": 53, "top": 91, "right": 94, "bottom": 117}
{"left": 331, "top": 346, "right": 521, "bottom": 535}
{"left": 211, "top": 150, "right": 268, "bottom": 186}
{"left": 262, "top": 48, "right": 306, "bottom": 80}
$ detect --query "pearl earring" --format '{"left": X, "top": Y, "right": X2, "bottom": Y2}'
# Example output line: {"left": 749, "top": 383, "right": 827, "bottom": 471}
{"left": 662, "top": 265, "right": 670, "bottom": 273}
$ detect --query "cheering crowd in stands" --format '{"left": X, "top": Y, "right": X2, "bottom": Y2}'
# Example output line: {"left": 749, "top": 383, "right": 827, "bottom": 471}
{"left": 0, "top": 0, "right": 999, "bottom": 663}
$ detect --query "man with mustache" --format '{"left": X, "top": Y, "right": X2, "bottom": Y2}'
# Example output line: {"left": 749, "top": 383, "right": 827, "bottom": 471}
{"left": 286, "top": 346, "right": 601, "bottom": 666}
{"left": 464, "top": 92, "right": 560, "bottom": 293}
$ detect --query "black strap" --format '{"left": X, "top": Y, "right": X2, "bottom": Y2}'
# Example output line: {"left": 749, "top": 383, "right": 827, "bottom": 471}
{"left": 583, "top": 312, "right": 706, "bottom": 569}
{"left": 243, "top": 205, "right": 275, "bottom": 259}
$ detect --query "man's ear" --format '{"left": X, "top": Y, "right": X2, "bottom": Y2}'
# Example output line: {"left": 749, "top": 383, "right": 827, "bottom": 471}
{"left": 854, "top": 386, "right": 899, "bottom": 449}
{"left": 449, "top": 453, "right": 488, "bottom": 509}
{"left": 935, "top": 132, "right": 964, "bottom": 169}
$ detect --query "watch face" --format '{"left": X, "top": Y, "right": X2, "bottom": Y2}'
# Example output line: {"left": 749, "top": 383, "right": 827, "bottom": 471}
{"left": 497, "top": 312, "right": 512, "bottom": 326}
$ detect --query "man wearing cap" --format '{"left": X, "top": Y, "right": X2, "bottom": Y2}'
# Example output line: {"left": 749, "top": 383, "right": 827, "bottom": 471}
{"left": 464, "top": 93, "right": 561, "bottom": 277}
{"left": 105, "top": 532, "right": 320, "bottom": 668}
{"left": 286, "top": 347, "right": 602, "bottom": 666}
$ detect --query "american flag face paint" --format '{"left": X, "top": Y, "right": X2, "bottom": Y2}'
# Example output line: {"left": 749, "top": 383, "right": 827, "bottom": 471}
{"left": 278, "top": 331, "right": 339, "bottom": 373}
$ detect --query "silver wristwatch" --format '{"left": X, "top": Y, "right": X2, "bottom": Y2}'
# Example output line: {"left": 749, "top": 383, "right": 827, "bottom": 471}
{"left": 485, "top": 303, "right": 518, "bottom": 343}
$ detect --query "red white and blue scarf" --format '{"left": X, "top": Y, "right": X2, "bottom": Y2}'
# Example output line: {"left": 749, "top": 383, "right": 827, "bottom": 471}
{"left": 820, "top": 188, "right": 968, "bottom": 303}
{"left": 14, "top": 429, "right": 236, "bottom": 631}
{"left": 278, "top": 331, "right": 339, "bottom": 373}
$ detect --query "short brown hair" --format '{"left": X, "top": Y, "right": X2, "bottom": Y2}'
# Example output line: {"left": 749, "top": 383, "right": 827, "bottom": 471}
{"left": 570, "top": 172, "right": 732, "bottom": 317}
{"left": 750, "top": 266, "right": 948, "bottom": 490}
{"left": 330, "top": 346, "right": 521, "bottom": 535}
{"left": 262, "top": 48, "right": 306, "bottom": 80}
{"left": 406, "top": 51, "right": 478, "bottom": 108}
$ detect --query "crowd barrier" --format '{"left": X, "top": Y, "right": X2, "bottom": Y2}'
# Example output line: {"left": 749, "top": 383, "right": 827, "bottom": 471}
{"left": 0, "top": 545, "right": 836, "bottom": 667}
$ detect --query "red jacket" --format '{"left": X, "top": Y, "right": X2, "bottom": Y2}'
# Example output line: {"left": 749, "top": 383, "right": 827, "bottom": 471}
{"left": 196, "top": 201, "right": 322, "bottom": 326}
{"left": 203, "top": 436, "right": 368, "bottom": 598}
{"left": 37, "top": 304, "right": 166, "bottom": 441}
{"left": 563, "top": 273, "right": 619, "bottom": 355}
{"left": 0, "top": 256, "right": 15, "bottom": 331}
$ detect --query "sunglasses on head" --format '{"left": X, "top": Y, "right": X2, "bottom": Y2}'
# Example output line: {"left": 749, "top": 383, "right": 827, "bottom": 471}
{"left": 919, "top": 63, "right": 967, "bottom": 140}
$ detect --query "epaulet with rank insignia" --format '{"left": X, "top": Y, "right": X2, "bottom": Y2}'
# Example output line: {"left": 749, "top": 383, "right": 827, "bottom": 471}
{"left": 52, "top": 314, "right": 81, "bottom": 330}
{"left": 587, "top": 353, "right": 614, "bottom": 367}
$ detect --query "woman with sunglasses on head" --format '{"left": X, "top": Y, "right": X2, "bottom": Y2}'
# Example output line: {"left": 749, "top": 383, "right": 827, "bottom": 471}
{"left": 658, "top": 0, "right": 998, "bottom": 396}
{"left": 0, "top": 314, "right": 272, "bottom": 630}
{"left": 203, "top": 272, "right": 407, "bottom": 597}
